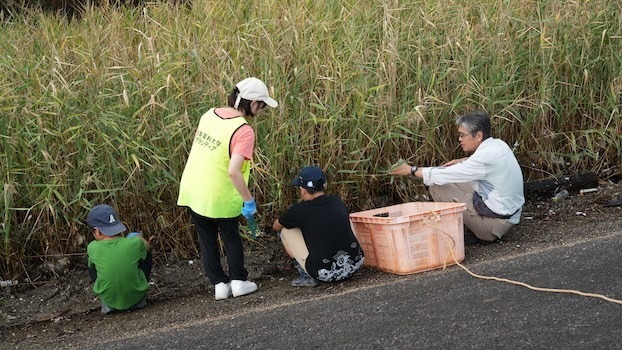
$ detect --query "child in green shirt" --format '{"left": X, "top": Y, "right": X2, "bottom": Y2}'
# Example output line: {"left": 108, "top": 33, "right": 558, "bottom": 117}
{"left": 87, "top": 204, "right": 152, "bottom": 314}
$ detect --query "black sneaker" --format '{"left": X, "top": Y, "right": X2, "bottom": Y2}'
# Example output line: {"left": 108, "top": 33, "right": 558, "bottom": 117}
{"left": 291, "top": 275, "right": 318, "bottom": 287}
{"left": 464, "top": 228, "right": 483, "bottom": 246}
{"left": 291, "top": 261, "right": 318, "bottom": 287}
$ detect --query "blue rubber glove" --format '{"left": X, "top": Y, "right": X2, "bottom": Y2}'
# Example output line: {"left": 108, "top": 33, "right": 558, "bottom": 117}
{"left": 242, "top": 198, "right": 257, "bottom": 219}
{"left": 127, "top": 232, "right": 143, "bottom": 238}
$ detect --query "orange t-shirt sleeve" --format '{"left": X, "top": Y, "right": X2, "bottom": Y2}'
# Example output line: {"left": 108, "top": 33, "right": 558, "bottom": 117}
{"left": 230, "top": 124, "right": 255, "bottom": 160}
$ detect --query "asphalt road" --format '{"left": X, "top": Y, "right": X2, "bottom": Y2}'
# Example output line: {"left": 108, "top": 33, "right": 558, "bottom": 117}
{"left": 95, "top": 233, "right": 622, "bottom": 350}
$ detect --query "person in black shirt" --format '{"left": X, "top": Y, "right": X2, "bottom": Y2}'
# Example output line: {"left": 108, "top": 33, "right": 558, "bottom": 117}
{"left": 273, "top": 166, "right": 365, "bottom": 287}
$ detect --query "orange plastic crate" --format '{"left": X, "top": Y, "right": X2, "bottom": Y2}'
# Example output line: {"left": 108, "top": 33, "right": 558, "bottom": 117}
{"left": 350, "top": 202, "right": 466, "bottom": 275}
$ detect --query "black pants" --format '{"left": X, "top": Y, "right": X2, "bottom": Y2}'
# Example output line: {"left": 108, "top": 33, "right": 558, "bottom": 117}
{"left": 189, "top": 209, "right": 248, "bottom": 285}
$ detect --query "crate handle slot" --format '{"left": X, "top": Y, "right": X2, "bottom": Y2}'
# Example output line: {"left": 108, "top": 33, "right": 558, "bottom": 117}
{"left": 426, "top": 211, "right": 441, "bottom": 223}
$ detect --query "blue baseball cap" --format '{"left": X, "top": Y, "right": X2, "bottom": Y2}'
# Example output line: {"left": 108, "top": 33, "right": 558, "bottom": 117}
{"left": 291, "top": 166, "right": 327, "bottom": 191}
{"left": 87, "top": 204, "right": 127, "bottom": 236}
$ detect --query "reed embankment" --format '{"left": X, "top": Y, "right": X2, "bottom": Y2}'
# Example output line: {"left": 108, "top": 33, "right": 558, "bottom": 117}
{"left": 1, "top": 0, "right": 620, "bottom": 278}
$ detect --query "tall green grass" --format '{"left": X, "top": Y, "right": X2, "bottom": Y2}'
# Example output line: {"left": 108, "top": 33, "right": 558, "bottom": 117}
{"left": 1, "top": 0, "right": 620, "bottom": 278}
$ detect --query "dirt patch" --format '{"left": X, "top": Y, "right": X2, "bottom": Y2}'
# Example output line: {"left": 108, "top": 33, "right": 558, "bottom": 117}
{"left": 1, "top": 180, "right": 621, "bottom": 349}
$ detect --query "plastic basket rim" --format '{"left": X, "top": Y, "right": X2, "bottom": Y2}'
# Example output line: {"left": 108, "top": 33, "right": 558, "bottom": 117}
{"left": 349, "top": 201, "right": 466, "bottom": 223}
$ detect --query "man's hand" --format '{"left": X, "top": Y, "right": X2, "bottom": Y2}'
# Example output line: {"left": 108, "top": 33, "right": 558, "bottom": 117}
{"left": 390, "top": 163, "right": 413, "bottom": 176}
{"left": 441, "top": 157, "right": 468, "bottom": 167}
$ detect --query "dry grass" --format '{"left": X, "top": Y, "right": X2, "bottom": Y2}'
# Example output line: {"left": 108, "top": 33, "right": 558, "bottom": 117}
{"left": 1, "top": 0, "right": 621, "bottom": 277}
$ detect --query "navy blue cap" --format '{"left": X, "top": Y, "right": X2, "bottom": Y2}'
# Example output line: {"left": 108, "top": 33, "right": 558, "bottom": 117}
{"left": 291, "top": 166, "right": 327, "bottom": 191}
{"left": 87, "top": 204, "right": 127, "bottom": 236}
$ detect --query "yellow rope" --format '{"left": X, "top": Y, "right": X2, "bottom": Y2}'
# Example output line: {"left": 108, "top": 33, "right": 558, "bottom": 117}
{"left": 452, "top": 258, "right": 622, "bottom": 305}
{"left": 425, "top": 216, "right": 622, "bottom": 305}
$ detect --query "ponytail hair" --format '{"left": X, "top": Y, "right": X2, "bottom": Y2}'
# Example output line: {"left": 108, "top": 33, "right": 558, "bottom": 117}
{"left": 227, "top": 87, "right": 265, "bottom": 116}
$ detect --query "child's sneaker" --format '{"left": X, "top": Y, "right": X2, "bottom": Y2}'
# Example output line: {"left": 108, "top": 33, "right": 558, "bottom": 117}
{"left": 291, "top": 261, "right": 317, "bottom": 287}
{"left": 214, "top": 282, "right": 232, "bottom": 300}
{"left": 231, "top": 280, "right": 258, "bottom": 297}
{"left": 100, "top": 301, "right": 114, "bottom": 315}
{"left": 131, "top": 296, "right": 147, "bottom": 310}
{"left": 291, "top": 275, "right": 318, "bottom": 287}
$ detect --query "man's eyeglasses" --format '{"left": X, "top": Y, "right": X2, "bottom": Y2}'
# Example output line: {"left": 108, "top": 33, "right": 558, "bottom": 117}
{"left": 458, "top": 132, "right": 473, "bottom": 139}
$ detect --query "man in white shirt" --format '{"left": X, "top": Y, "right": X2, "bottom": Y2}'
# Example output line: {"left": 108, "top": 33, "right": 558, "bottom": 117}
{"left": 391, "top": 111, "right": 524, "bottom": 244}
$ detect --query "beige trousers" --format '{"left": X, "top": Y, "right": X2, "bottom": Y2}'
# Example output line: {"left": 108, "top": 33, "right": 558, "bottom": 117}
{"left": 428, "top": 182, "right": 514, "bottom": 241}
{"left": 280, "top": 228, "right": 311, "bottom": 273}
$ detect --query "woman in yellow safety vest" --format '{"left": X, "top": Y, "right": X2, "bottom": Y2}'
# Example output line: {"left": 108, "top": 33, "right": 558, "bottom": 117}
{"left": 178, "top": 77, "right": 278, "bottom": 300}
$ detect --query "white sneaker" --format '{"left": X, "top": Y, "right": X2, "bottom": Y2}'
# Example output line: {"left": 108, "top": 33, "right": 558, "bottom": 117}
{"left": 231, "top": 280, "right": 258, "bottom": 297}
{"left": 214, "top": 282, "right": 232, "bottom": 300}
